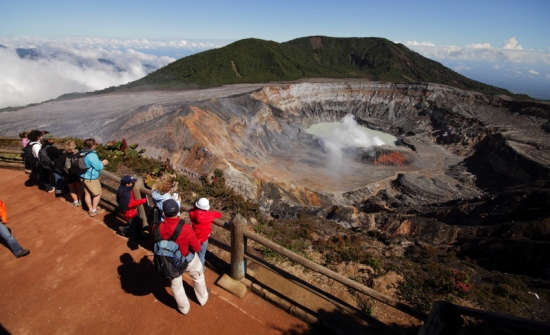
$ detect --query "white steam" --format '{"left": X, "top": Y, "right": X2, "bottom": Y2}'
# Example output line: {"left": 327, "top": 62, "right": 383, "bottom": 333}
{"left": 305, "top": 114, "right": 396, "bottom": 172}
{"left": 305, "top": 114, "right": 394, "bottom": 150}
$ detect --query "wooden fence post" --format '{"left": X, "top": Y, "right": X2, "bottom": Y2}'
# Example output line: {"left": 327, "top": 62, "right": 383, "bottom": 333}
{"left": 230, "top": 214, "right": 247, "bottom": 280}
{"left": 419, "top": 301, "right": 462, "bottom": 335}
{"left": 133, "top": 177, "right": 149, "bottom": 229}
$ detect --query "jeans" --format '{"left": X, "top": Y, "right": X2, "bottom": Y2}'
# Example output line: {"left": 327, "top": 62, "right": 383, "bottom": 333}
{"left": 53, "top": 172, "right": 66, "bottom": 193}
{"left": 198, "top": 240, "right": 208, "bottom": 264}
{"left": 170, "top": 253, "right": 208, "bottom": 314}
{"left": 0, "top": 222, "right": 24, "bottom": 255}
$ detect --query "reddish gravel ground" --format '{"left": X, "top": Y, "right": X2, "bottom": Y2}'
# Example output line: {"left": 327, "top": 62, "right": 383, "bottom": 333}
{"left": 0, "top": 169, "right": 308, "bottom": 335}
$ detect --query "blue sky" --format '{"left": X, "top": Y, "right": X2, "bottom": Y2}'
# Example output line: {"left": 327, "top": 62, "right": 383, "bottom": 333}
{"left": 0, "top": 0, "right": 549, "bottom": 107}
{"left": 1, "top": 0, "right": 549, "bottom": 46}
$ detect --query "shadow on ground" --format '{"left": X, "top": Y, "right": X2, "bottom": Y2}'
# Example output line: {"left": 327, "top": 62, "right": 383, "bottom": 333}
{"left": 116, "top": 252, "right": 202, "bottom": 313}
{"left": 0, "top": 323, "right": 11, "bottom": 335}
{"left": 103, "top": 213, "right": 154, "bottom": 250}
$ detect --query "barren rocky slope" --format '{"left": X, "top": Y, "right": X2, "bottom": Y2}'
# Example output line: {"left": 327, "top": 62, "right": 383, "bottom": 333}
{"left": 2, "top": 79, "right": 550, "bottom": 320}
{"left": 2, "top": 79, "right": 550, "bottom": 267}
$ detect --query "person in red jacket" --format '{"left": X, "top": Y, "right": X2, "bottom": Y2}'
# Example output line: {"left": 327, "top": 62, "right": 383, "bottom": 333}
{"left": 189, "top": 197, "right": 222, "bottom": 264}
{"left": 116, "top": 175, "right": 147, "bottom": 239}
{"left": 160, "top": 199, "right": 208, "bottom": 314}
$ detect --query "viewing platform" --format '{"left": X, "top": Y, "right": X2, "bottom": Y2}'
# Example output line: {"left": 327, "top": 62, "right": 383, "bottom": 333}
{"left": 0, "top": 169, "right": 308, "bottom": 334}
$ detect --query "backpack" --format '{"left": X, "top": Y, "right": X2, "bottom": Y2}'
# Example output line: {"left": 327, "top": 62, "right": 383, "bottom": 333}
{"left": 65, "top": 151, "right": 91, "bottom": 176}
{"left": 153, "top": 220, "right": 189, "bottom": 279}
{"left": 22, "top": 142, "right": 39, "bottom": 170}
{"left": 38, "top": 145, "right": 56, "bottom": 170}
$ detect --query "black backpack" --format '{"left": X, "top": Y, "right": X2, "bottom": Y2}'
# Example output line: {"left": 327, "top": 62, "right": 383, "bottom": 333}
{"left": 153, "top": 220, "right": 189, "bottom": 279}
{"left": 65, "top": 151, "right": 91, "bottom": 176}
{"left": 38, "top": 145, "right": 58, "bottom": 170}
{"left": 22, "top": 142, "right": 39, "bottom": 170}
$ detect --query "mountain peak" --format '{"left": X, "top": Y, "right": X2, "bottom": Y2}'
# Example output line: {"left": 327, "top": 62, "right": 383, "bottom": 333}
{"left": 120, "top": 36, "right": 510, "bottom": 96}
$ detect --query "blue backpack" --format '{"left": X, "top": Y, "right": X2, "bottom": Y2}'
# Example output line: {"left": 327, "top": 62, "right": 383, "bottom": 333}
{"left": 153, "top": 220, "right": 189, "bottom": 279}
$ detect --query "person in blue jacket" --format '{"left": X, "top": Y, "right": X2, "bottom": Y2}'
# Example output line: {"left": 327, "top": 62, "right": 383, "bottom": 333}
{"left": 80, "top": 138, "right": 109, "bottom": 217}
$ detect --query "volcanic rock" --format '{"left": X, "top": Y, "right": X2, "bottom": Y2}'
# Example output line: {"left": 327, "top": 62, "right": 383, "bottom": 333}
{"left": 1, "top": 80, "right": 549, "bottom": 247}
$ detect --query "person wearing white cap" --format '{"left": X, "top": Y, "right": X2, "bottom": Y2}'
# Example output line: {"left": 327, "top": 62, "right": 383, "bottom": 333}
{"left": 189, "top": 197, "right": 222, "bottom": 264}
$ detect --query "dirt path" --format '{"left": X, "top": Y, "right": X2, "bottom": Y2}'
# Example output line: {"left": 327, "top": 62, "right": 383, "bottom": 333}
{"left": 0, "top": 169, "right": 307, "bottom": 335}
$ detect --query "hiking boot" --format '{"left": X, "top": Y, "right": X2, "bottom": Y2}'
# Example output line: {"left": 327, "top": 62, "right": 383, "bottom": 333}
{"left": 15, "top": 249, "right": 30, "bottom": 258}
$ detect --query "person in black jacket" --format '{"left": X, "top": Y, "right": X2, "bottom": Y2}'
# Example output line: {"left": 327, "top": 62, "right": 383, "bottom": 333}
{"left": 37, "top": 137, "right": 57, "bottom": 193}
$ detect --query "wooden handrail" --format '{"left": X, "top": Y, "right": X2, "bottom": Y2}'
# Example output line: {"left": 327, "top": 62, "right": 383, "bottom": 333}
{"left": 242, "top": 227, "right": 427, "bottom": 319}
{"left": 419, "top": 301, "right": 550, "bottom": 335}
{"left": 0, "top": 149, "right": 22, "bottom": 155}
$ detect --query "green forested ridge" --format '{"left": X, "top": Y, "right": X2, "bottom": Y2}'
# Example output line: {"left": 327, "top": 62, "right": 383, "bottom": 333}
{"left": 116, "top": 36, "right": 510, "bottom": 96}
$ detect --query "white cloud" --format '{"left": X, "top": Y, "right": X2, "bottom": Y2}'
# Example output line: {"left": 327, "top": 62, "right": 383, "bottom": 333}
{"left": 468, "top": 43, "right": 493, "bottom": 49}
{"left": 404, "top": 40, "right": 435, "bottom": 47}
{"left": 528, "top": 69, "right": 540, "bottom": 76}
{"left": 0, "top": 37, "right": 226, "bottom": 108}
{"left": 503, "top": 37, "right": 523, "bottom": 50}
{"left": 404, "top": 37, "right": 550, "bottom": 65}
{"left": 0, "top": 36, "right": 226, "bottom": 51}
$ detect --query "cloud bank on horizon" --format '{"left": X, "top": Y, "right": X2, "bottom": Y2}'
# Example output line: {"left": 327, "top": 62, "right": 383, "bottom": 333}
{"left": 0, "top": 35, "right": 548, "bottom": 109}
{"left": 0, "top": 37, "right": 226, "bottom": 109}
{"left": 403, "top": 37, "right": 550, "bottom": 99}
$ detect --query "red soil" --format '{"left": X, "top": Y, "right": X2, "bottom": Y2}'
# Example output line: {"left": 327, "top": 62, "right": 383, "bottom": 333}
{"left": 375, "top": 152, "right": 409, "bottom": 166}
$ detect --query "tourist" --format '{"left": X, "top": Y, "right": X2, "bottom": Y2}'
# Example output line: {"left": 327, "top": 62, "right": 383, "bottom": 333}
{"left": 54, "top": 140, "right": 82, "bottom": 206}
{"left": 151, "top": 175, "right": 180, "bottom": 224}
{"left": 37, "top": 136, "right": 58, "bottom": 193}
{"left": 158, "top": 199, "right": 208, "bottom": 314}
{"left": 18, "top": 131, "right": 29, "bottom": 148}
{"left": 116, "top": 175, "right": 147, "bottom": 239}
{"left": 189, "top": 197, "right": 222, "bottom": 265}
{"left": 80, "top": 138, "right": 108, "bottom": 217}
{"left": 0, "top": 200, "right": 30, "bottom": 258}
{"left": 24, "top": 130, "right": 43, "bottom": 186}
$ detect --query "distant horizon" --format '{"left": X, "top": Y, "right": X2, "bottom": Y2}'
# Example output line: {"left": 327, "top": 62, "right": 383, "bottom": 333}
{"left": 1, "top": 0, "right": 548, "bottom": 107}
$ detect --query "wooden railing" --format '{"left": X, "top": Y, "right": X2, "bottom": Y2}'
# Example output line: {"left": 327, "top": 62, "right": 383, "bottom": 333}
{"left": 419, "top": 301, "right": 550, "bottom": 335}
{"left": 0, "top": 148, "right": 24, "bottom": 169}
{"left": 3, "top": 140, "right": 550, "bottom": 332}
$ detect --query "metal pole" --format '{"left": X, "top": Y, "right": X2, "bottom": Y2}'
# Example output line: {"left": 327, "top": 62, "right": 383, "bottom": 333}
{"left": 230, "top": 214, "right": 247, "bottom": 280}
{"left": 132, "top": 177, "right": 149, "bottom": 229}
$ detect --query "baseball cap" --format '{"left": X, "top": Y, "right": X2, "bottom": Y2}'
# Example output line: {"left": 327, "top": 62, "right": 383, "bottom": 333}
{"left": 163, "top": 199, "right": 180, "bottom": 217}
